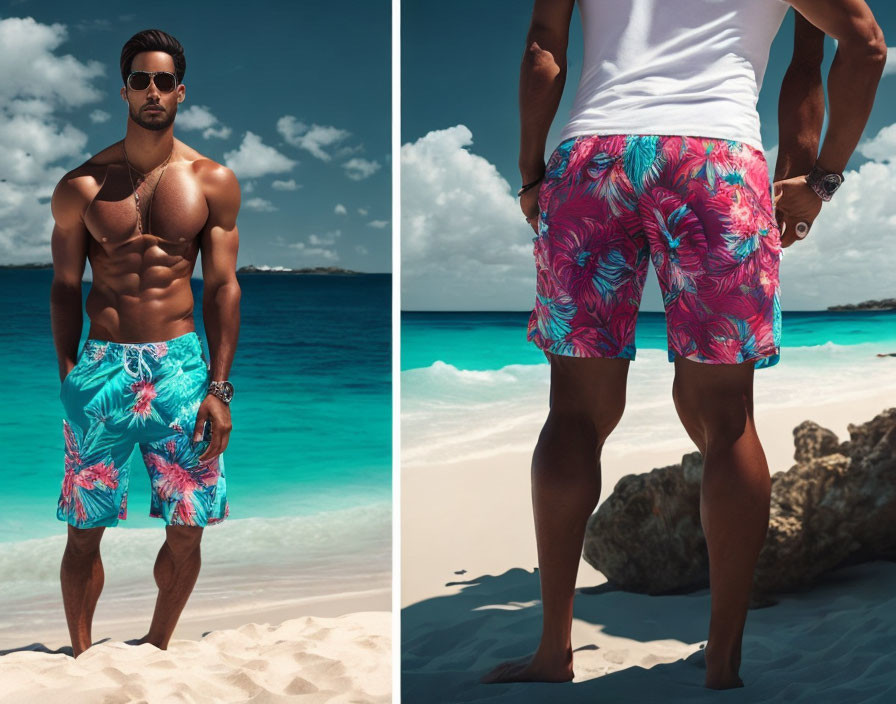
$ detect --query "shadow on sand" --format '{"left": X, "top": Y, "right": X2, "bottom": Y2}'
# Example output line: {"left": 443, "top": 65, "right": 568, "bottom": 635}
{"left": 402, "top": 561, "right": 896, "bottom": 703}
{"left": 0, "top": 641, "right": 110, "bottom": 657}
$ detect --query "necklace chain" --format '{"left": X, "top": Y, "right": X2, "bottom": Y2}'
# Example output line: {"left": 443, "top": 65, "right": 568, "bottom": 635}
{"left": 122, "top": 142, "right": 174, "bottom": 235}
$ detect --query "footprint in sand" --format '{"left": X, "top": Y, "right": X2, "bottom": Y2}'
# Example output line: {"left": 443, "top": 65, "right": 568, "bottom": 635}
{"left": 602, "top": 649, "right": 628, "bottom": 664}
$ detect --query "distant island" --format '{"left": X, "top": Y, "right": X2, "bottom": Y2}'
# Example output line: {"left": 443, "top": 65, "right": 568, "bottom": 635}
{"left": 827, "top": 298, "right": 896, "bottom": 311}
{"left": 237, "top": 265, "right": 362, "bottom": 275}
{"left": 0, "top": 263, "right": 368, "bottom": 276}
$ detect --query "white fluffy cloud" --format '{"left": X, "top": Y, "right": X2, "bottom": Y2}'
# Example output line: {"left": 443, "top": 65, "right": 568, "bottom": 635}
{"left": 343, "top": 157, "right": 381, "bottom": 181}
{"left": 334, "top": 203, "right": 347, "bottom": 215}
{"left": 272, "top": 178, "right": 301, "bottom": 191}
{"left": 368, "top": 219, "right": 389, "bottom": 229}
{"left": 856, "top": 122, "right": 896, "bottom": 162}
{"left": 176, "top": 105, "right": 231, "bottom": 139}
{"left": 290, "top": 229, "right": 341, "bottom": 262}
{"left": 224, "top": 132, "right": 296, "bottom": 179}
{"left": 0, "top": 18, "right": 104, "bottom": 109}
{"left": 777, "top": 124, "right": 896, "bottom": 309}
{"left": 244, "top": 197, "right": 277, "bottom": 212}
{"left": 89, "top": 109, "right": 110, "bottom": 123}
{"left": 309, "top": 230, "right": 340, "bottom": 246}
{"left": 402, "top": 123, "right": 896, "bottom": 311}
{"left": 401, "top": 125, "right": 533, "bottom": 310}
{"left": 277, "top": 116, "right": 350, "bottom": 161}
{"left": 0, "top": 17, "right": 104, "bottom": 263}
{"left": 884, "top": 47, "right": 896, "bottom": 76}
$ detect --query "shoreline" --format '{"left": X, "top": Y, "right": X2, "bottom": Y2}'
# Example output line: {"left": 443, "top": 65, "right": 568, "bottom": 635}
{"left": 402, "top": 389, "right": 895, "bottom": 607}
{"left": 0, "top": 502, "right": 392, "bottom": 651}
{"left": 401, "top": 387, "right": 896, "bottom": 701}
{"left": 2, "top": 585, "right": 391, "bottom": 654}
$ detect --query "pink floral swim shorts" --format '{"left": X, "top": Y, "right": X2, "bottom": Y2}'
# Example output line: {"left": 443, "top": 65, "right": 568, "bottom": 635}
{"left": 527, "top": 134, "right": 783, "bottom": 369}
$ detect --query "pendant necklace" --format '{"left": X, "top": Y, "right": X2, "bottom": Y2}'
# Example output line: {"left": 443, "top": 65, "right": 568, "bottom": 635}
{"left": 122, "top": 141, "right": 174, "bottom": 235}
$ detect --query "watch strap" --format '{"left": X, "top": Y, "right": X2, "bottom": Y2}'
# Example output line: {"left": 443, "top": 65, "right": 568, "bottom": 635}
{"left": 207, "top": 380, "right": 233, "bottom": 404}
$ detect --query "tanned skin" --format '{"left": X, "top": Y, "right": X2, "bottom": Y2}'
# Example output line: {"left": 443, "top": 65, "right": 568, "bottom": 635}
{"left": 485, "top": 0, "right": 885, "bottom": 690}
{"left": 51, "top": 50, "right": 241, "bottom": 657}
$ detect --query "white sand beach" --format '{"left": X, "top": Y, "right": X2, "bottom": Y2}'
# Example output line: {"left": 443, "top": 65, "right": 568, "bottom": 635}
{"left": 401, "top": 355, "right": 896, "bottom": 702}
{"left": 0, "top": 609, "right": 391, "bottom": 704}
{"left": 0, "top": 505, "right": 392, "bottom": 702}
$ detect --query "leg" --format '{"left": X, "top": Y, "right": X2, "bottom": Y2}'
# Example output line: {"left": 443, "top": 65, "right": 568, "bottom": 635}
{"left": 60, "top": 525, "right": 106, "bottom": 657}
{"left": 137, "top": 525, "right": 204, "bottom": 649}
{"left": 672, "top": 356, "right": 771, "bottom": 689}
{"left": 483, "top": 353, "right": 629, "bottom": 684}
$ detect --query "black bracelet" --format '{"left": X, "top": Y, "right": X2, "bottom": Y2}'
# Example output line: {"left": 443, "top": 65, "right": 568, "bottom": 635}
{"left": 517, "top": 176, "right": 544, "bottom": 198}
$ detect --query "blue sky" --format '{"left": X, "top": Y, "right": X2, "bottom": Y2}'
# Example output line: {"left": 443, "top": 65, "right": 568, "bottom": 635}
{"left": 401, "top": 1, "right": 896, "bottom": 311}
{"left": 0, "top": 0, "right": 391, "bottom": 272}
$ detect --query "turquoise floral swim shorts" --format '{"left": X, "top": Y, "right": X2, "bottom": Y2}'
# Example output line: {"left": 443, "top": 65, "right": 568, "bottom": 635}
{"left": 57, "top": 332, "right": 228, "bottom": 529}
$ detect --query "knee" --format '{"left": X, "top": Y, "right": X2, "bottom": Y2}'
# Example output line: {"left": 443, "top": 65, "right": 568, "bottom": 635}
{"left": 164, "top": 526, "right": 203, "bottom": 561}
{"left": 65, "top": 526, "right": 103, "bottom": 559}
{"left": 672, "top": 381, "right": 749, "bottom": 449}
{"left": 544, "top": 399, "right": 625, "bottom": 449}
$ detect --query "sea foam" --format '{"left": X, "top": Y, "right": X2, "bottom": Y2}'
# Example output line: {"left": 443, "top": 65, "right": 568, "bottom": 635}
{"left": 402, "top": 343, "right": 896, "bottom": 467}
{"left": 0, "top": 502, "right": 391, "bottom": 605}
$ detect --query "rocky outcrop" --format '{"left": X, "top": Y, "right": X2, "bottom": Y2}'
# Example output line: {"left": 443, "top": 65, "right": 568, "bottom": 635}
{"left": 583, "top": 408, "right": 896, "bottom": 597}
{"left": 582, "top": 452, "right": 708, "bottom": 594}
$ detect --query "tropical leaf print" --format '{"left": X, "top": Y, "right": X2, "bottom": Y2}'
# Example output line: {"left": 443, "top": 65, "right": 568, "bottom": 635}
{"left": 641, "top": 187, "right": 707, "bottom": 303}
{"left": 58, "top": 333, "right": 228, "bottom": 528}
{"left": 622, "top": 135, "right": 664, "bottom": 194}
{"left": 528, "top": 134, "right": 782, "bottom": 367}
{"left": 144, "top": 436, "right": 221, "bottom": 527}
{"left": 58, "top": 420, "right": 119, "bottom": 525}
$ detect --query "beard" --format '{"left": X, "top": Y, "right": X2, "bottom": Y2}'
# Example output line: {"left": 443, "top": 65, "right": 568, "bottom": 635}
{"left": 128, "top": 102, "right": 176, "bottom": 131}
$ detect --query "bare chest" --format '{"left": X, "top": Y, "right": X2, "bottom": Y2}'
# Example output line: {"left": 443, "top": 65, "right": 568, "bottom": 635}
{"left": 84, "top": 164, "right": 210, "bottom": 248}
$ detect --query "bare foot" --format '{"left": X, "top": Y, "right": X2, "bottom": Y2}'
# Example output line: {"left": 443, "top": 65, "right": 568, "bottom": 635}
{"left": 481, "top": 650, "right": 574, "bottom": 684}
{"left": 126, "top": 635, "right": 162, "bottom": 649}
{"left": 703, "top": 643, "right": 744, "bottom": 690}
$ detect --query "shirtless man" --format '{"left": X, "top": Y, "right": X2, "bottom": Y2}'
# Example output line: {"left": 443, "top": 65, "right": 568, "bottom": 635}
{"left": 484, "top": 0, "right": 885, "bottom": 690}
{"left": 50, "top": 29, "right": 241, "bottom": 656}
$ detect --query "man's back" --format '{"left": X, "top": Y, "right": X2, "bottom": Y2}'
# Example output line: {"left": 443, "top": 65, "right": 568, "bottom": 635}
{"left": 562, "top": 0, "right": 791, "bottom": 152}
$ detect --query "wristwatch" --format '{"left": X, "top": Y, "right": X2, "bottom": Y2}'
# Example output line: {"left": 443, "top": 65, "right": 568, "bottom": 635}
{"left": 207, "top": 380, "right": 234, "bottom": 404}
{"left": 805, "top": 163, "right": 845, "bottom": 202}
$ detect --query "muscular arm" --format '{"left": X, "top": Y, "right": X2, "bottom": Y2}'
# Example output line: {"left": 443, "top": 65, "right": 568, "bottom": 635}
{"left": 50, "top": 177, "right": 90, "bottom": 381}
{"left": 192, "top": 163, "right": 240, "bottom": 459}
{"left": 785, "top": 0, "right": 887, "bottom": 174}
{"left": 199, "top": 164, "right": 241, "bottom": 382}
{"left": 774, "top": 12, "right": 826, "bottom": 181}
{"left": 519, "top": 0, "right": 576, "bottom": 184}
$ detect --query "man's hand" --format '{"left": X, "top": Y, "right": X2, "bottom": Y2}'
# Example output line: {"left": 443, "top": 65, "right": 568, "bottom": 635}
{"left": 520, "top": 184, "right": 541, "bottom": 234}
{"left": 194, "top": 394, "right": 232, "bottom": 461}
{"left": 772, "top": 174, "right": 823, "bottom": 248}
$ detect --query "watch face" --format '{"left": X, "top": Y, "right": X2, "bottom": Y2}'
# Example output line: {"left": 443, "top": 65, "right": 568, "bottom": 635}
{"left": 220, "top": 381, "right": 234, "bottom": 401}
{"left": 822, "top": 174, "right": 842, "bottom": 195}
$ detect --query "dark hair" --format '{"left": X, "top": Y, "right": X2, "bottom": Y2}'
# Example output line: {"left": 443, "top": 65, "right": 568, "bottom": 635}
{"left": 120, "top": 29, "right": 186, "bottom": 84}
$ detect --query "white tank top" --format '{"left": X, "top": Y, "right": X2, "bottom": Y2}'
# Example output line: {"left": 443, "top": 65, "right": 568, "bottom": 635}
{"left": 559, "top": 0, "right": 790, "bottom": 152}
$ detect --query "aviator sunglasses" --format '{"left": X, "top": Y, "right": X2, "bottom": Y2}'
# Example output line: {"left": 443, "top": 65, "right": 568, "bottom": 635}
{"left": 126, "top": 70, "right": 178, "bottom": 92}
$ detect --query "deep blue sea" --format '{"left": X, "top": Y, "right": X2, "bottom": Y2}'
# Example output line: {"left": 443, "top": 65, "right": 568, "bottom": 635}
{"left": 0, "top": 270, "right": 391, "bottom": 623}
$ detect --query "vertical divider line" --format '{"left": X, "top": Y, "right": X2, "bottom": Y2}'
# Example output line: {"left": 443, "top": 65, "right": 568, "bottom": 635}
{"left": 391, "top": 0, "right": 402, "bottom": 701}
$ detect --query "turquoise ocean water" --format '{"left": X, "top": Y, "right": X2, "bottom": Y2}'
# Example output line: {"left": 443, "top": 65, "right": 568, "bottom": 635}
{"left": 402, "top": 310, "right": 896, "bottom": 372}
{"left": 401, "top": 310, "right": 896, "bottom": 468}
{"left": 0, "top": 270, "right": 391, "bottom": 629}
